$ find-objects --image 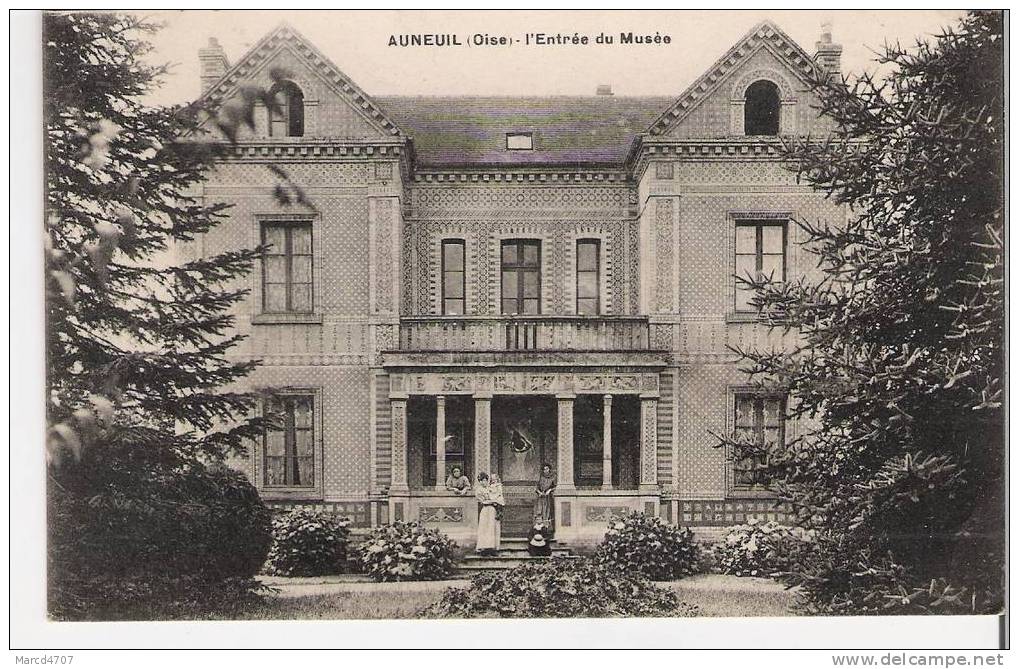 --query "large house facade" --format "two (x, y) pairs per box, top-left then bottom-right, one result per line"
(193, 20), (844, 546)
